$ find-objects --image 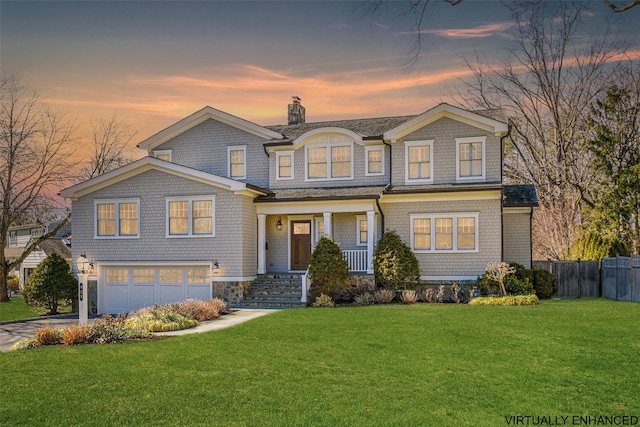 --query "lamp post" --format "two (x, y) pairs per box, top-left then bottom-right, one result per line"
(76, 253), (90, 325)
